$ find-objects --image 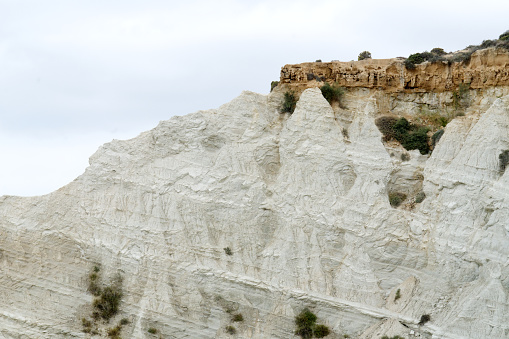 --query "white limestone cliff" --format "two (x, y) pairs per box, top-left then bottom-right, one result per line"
(1, 86), (509, 339)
